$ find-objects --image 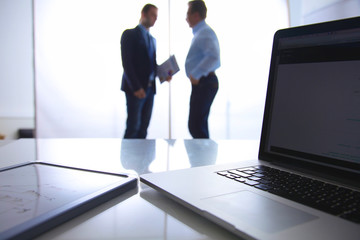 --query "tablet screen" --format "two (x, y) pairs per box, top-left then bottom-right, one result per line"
(0, 162), (136, 239)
